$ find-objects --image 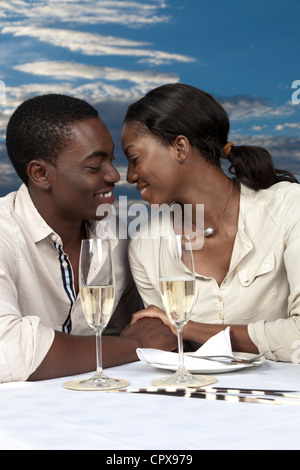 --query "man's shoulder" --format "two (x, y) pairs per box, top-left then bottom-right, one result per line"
(0, 190), (22, 254)
(0, 190), (18, 228)
(0, 193), (19, 267)
(0, 190), (17, 211)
